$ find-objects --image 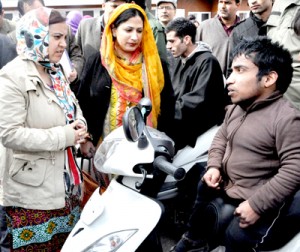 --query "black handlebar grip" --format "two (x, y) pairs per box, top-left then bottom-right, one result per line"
(153, 156), (186, 181)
